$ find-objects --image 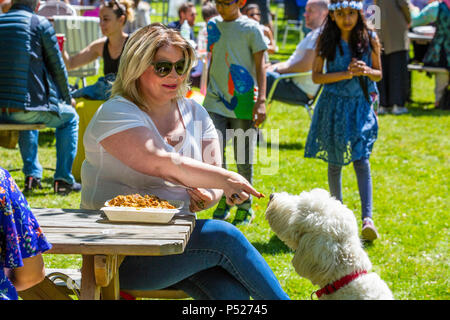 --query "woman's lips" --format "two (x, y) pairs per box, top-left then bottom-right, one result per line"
(162, 84), (177, 89)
